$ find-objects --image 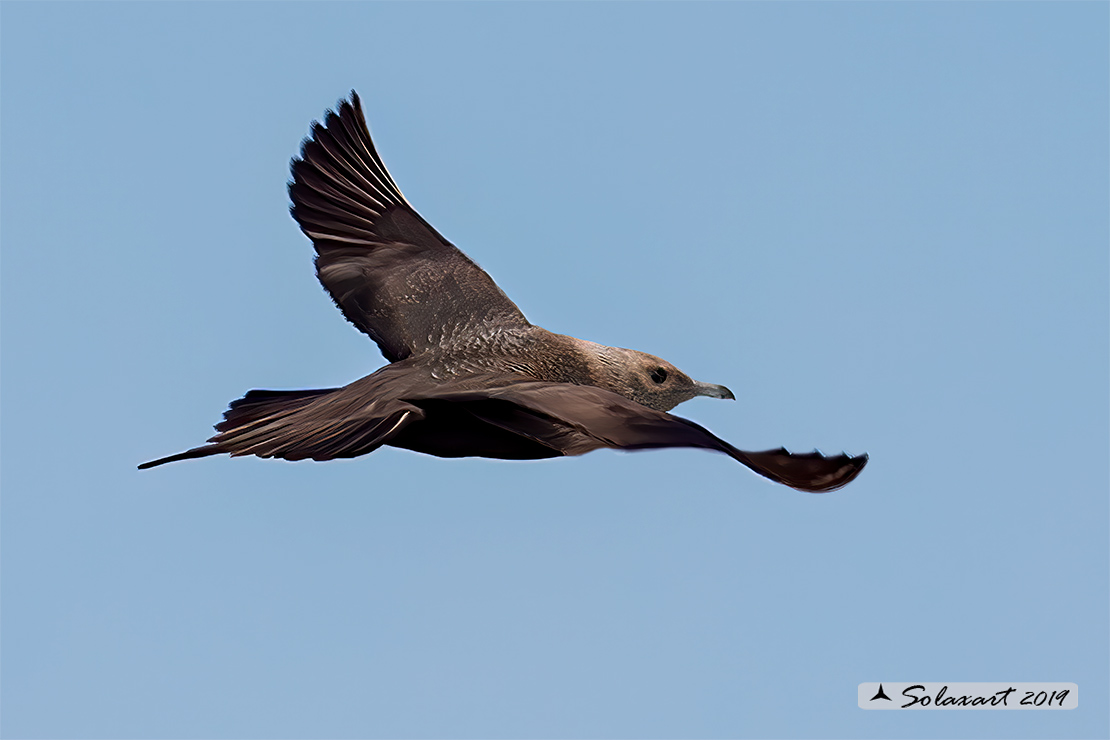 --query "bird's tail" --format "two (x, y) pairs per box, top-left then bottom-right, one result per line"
(138, 388), (338, 469)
